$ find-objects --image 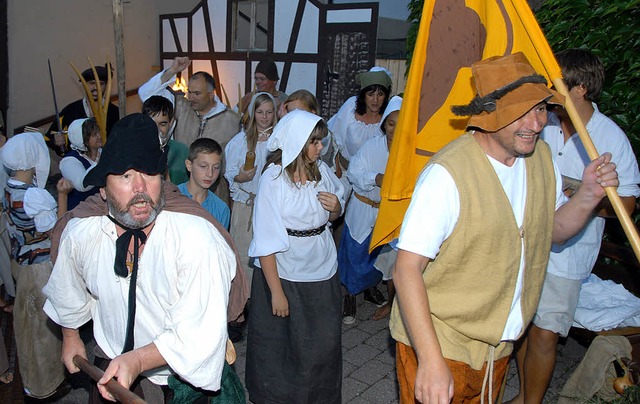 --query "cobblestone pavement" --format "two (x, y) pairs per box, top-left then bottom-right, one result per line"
(48, 291), (587, 403)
